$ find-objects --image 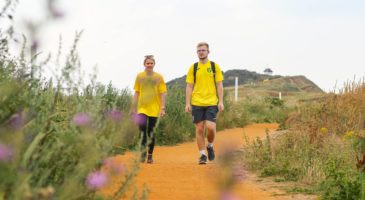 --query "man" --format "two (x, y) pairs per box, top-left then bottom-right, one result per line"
(185, 42), (224, 164)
